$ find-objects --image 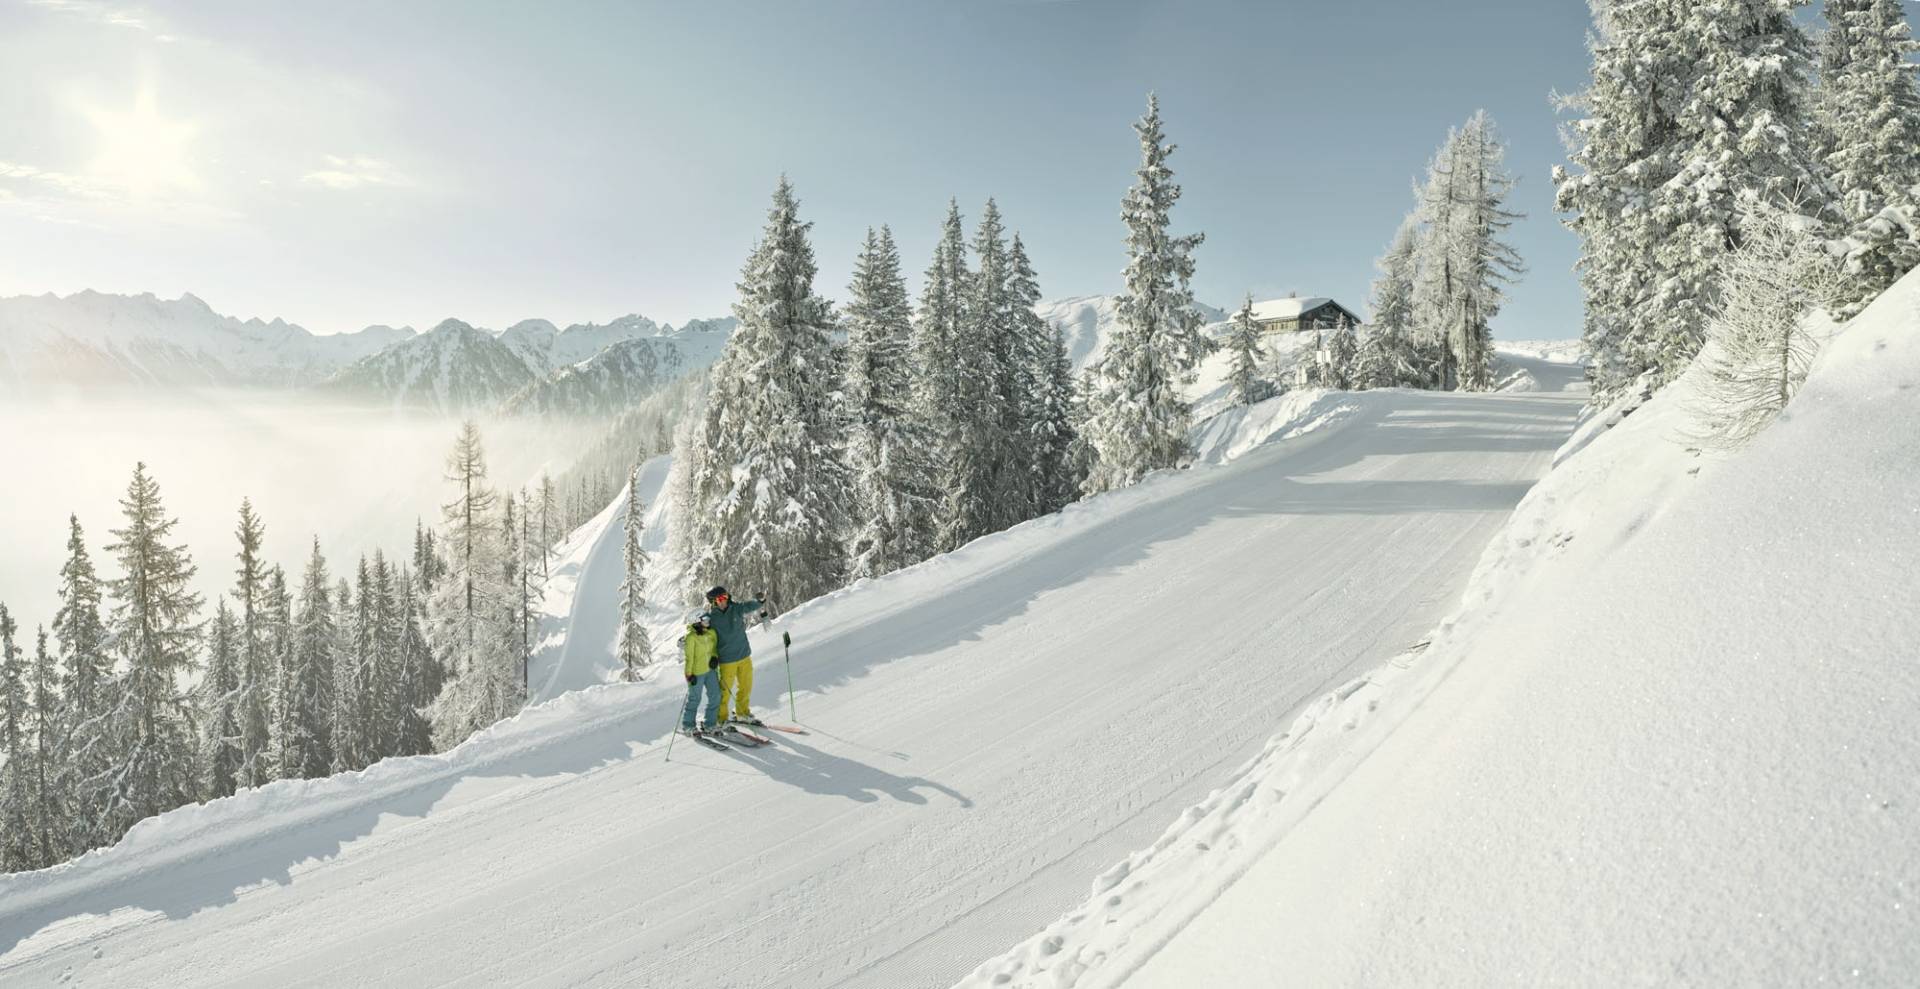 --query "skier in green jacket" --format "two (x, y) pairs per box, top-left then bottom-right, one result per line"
(679, 615), (721, 735)
(702, 586), (767, 727)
